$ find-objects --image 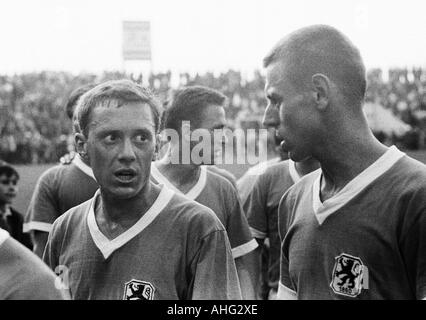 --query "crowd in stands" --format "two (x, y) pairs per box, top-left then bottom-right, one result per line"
(1, 68), (426, 164)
